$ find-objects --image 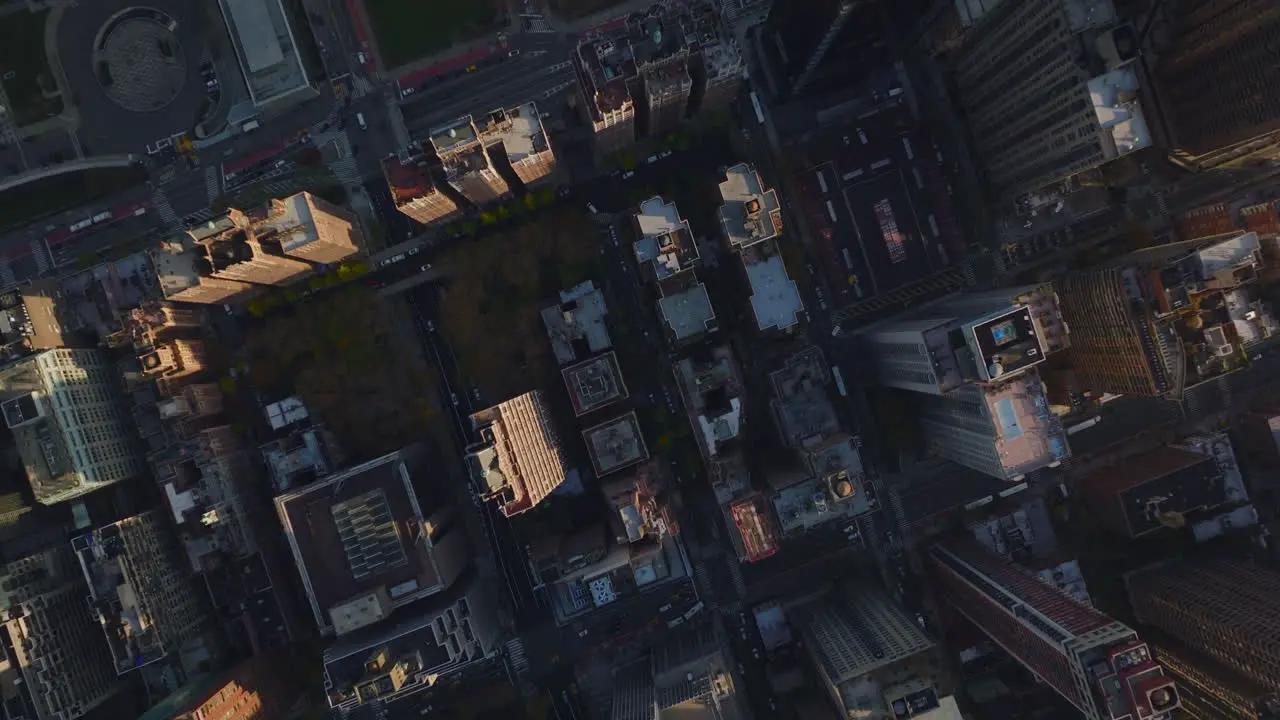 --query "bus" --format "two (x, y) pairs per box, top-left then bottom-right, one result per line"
(831, 366), (848, 397)
(748, 91), (765, 125)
